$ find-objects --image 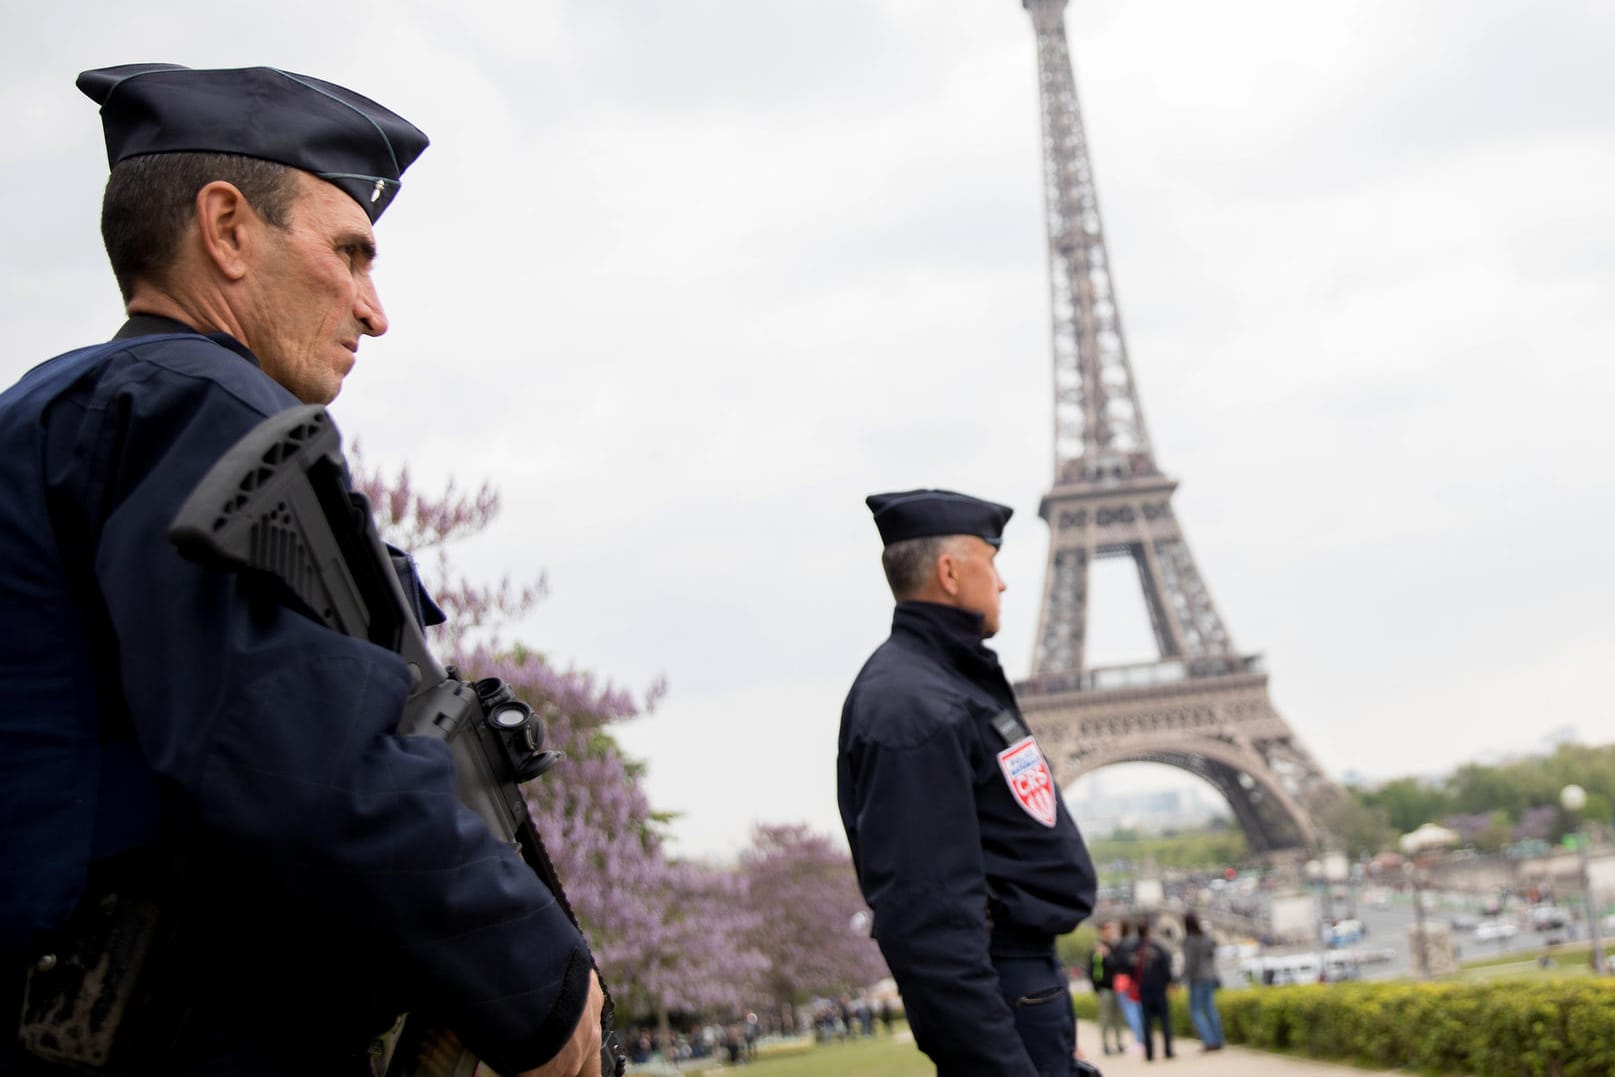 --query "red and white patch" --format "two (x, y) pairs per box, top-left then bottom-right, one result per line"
(997, 735), (1057, 827)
